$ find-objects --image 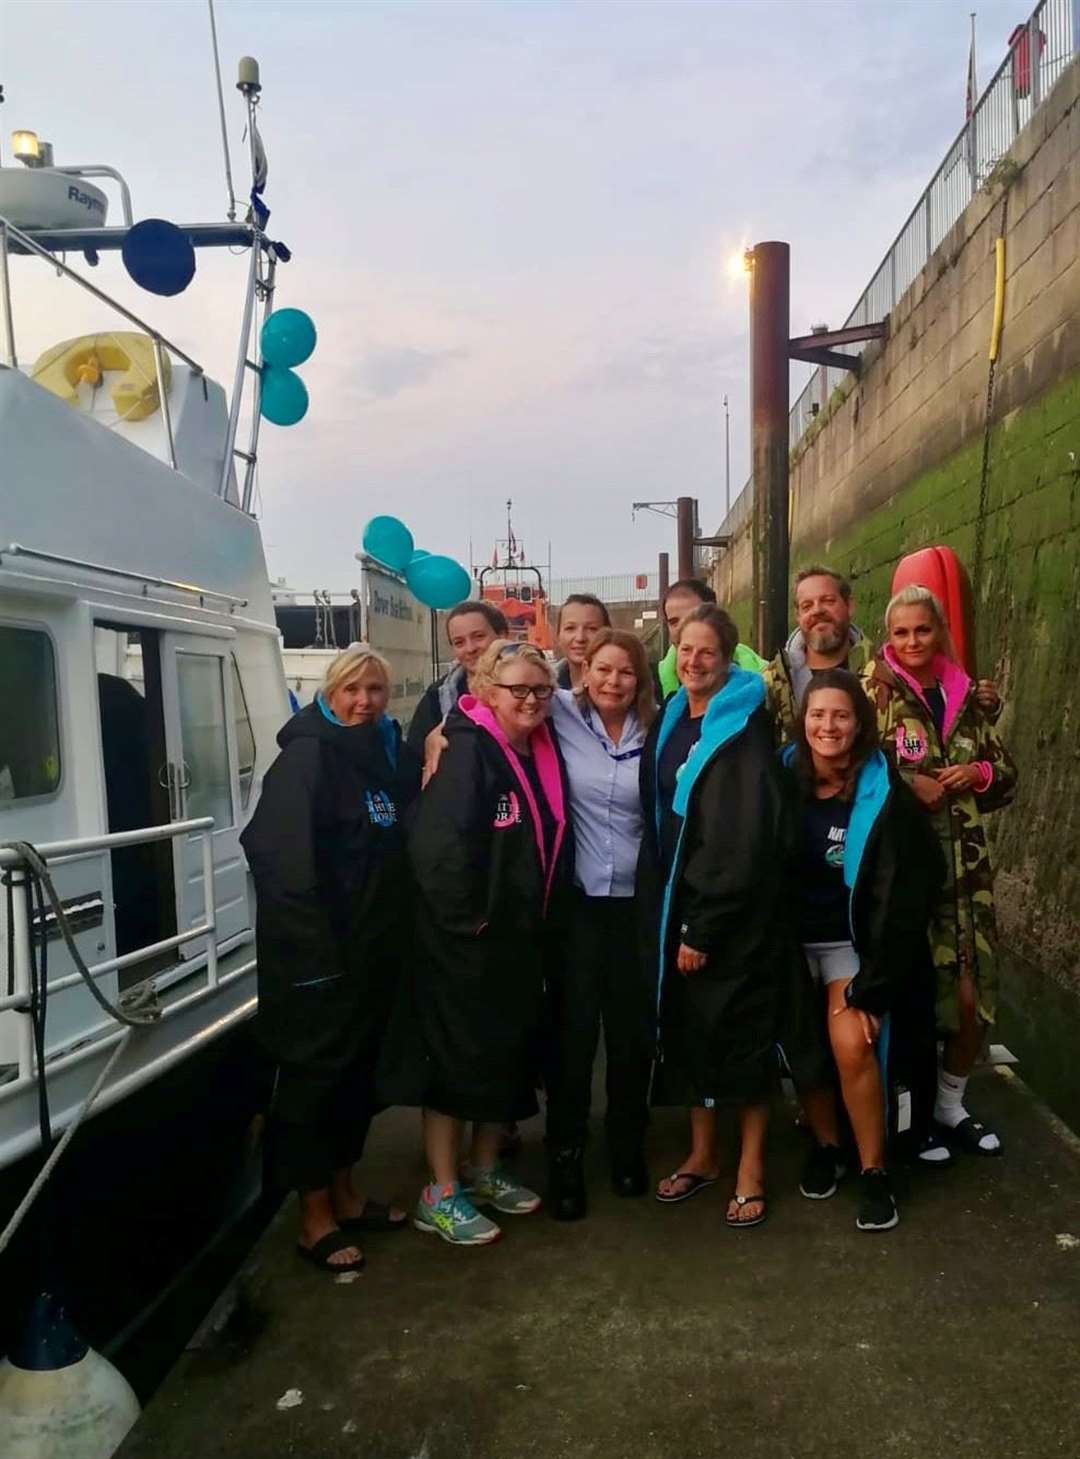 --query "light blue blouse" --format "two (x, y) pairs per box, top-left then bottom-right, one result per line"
(550, 689), (647, 899)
